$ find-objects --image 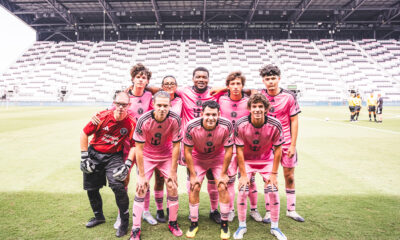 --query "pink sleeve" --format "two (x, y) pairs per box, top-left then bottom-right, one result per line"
(234, 125), (244, 146)
(289, 96), (301, 117)
(183, 127), (194, 146)
(133, 119), (146, 143)
(273, 128), (285, 147)
(176, 87), (185, 96)
(172, 119), (182, 143)
(223, 128), (234, 147)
